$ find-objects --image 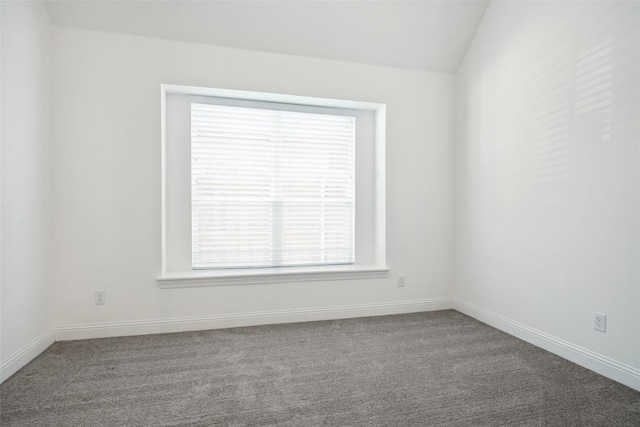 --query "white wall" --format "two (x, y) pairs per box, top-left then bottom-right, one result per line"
(455, 0), (639, 375)
(1, 1), (54, 380)
(3, 0), (637, 391)
(51, 28), (455, 334)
